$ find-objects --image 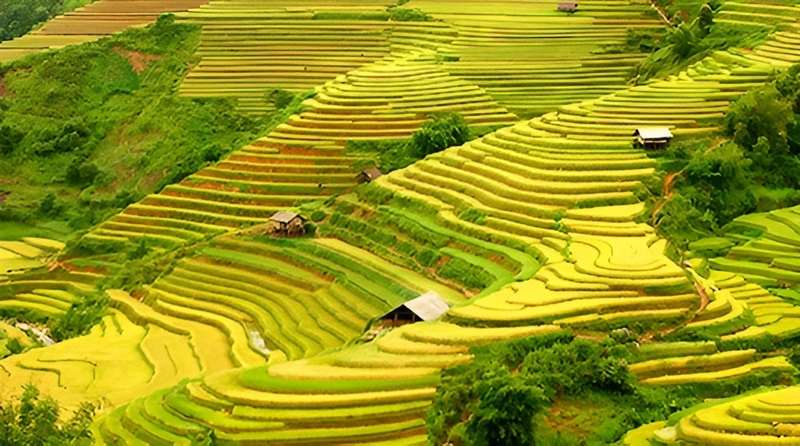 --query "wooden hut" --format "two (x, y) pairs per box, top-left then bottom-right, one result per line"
(380, 292), (450, 328)
(356, 168), (383, 184)
(633, 127), (673, 150)
(269, 211), (306, 237)
(557, 2), (578, 12)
